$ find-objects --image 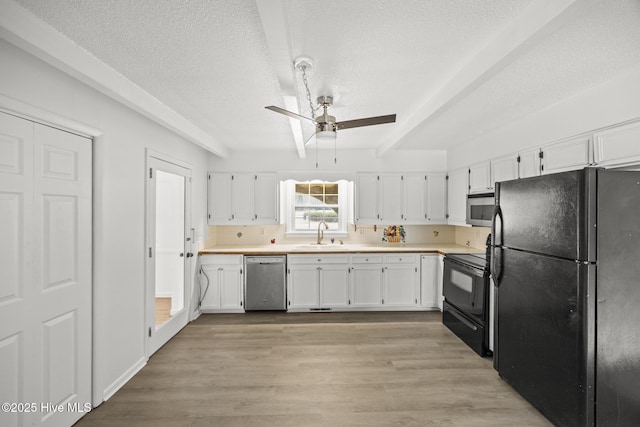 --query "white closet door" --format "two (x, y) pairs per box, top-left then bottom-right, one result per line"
(0, 112), (92, 427)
